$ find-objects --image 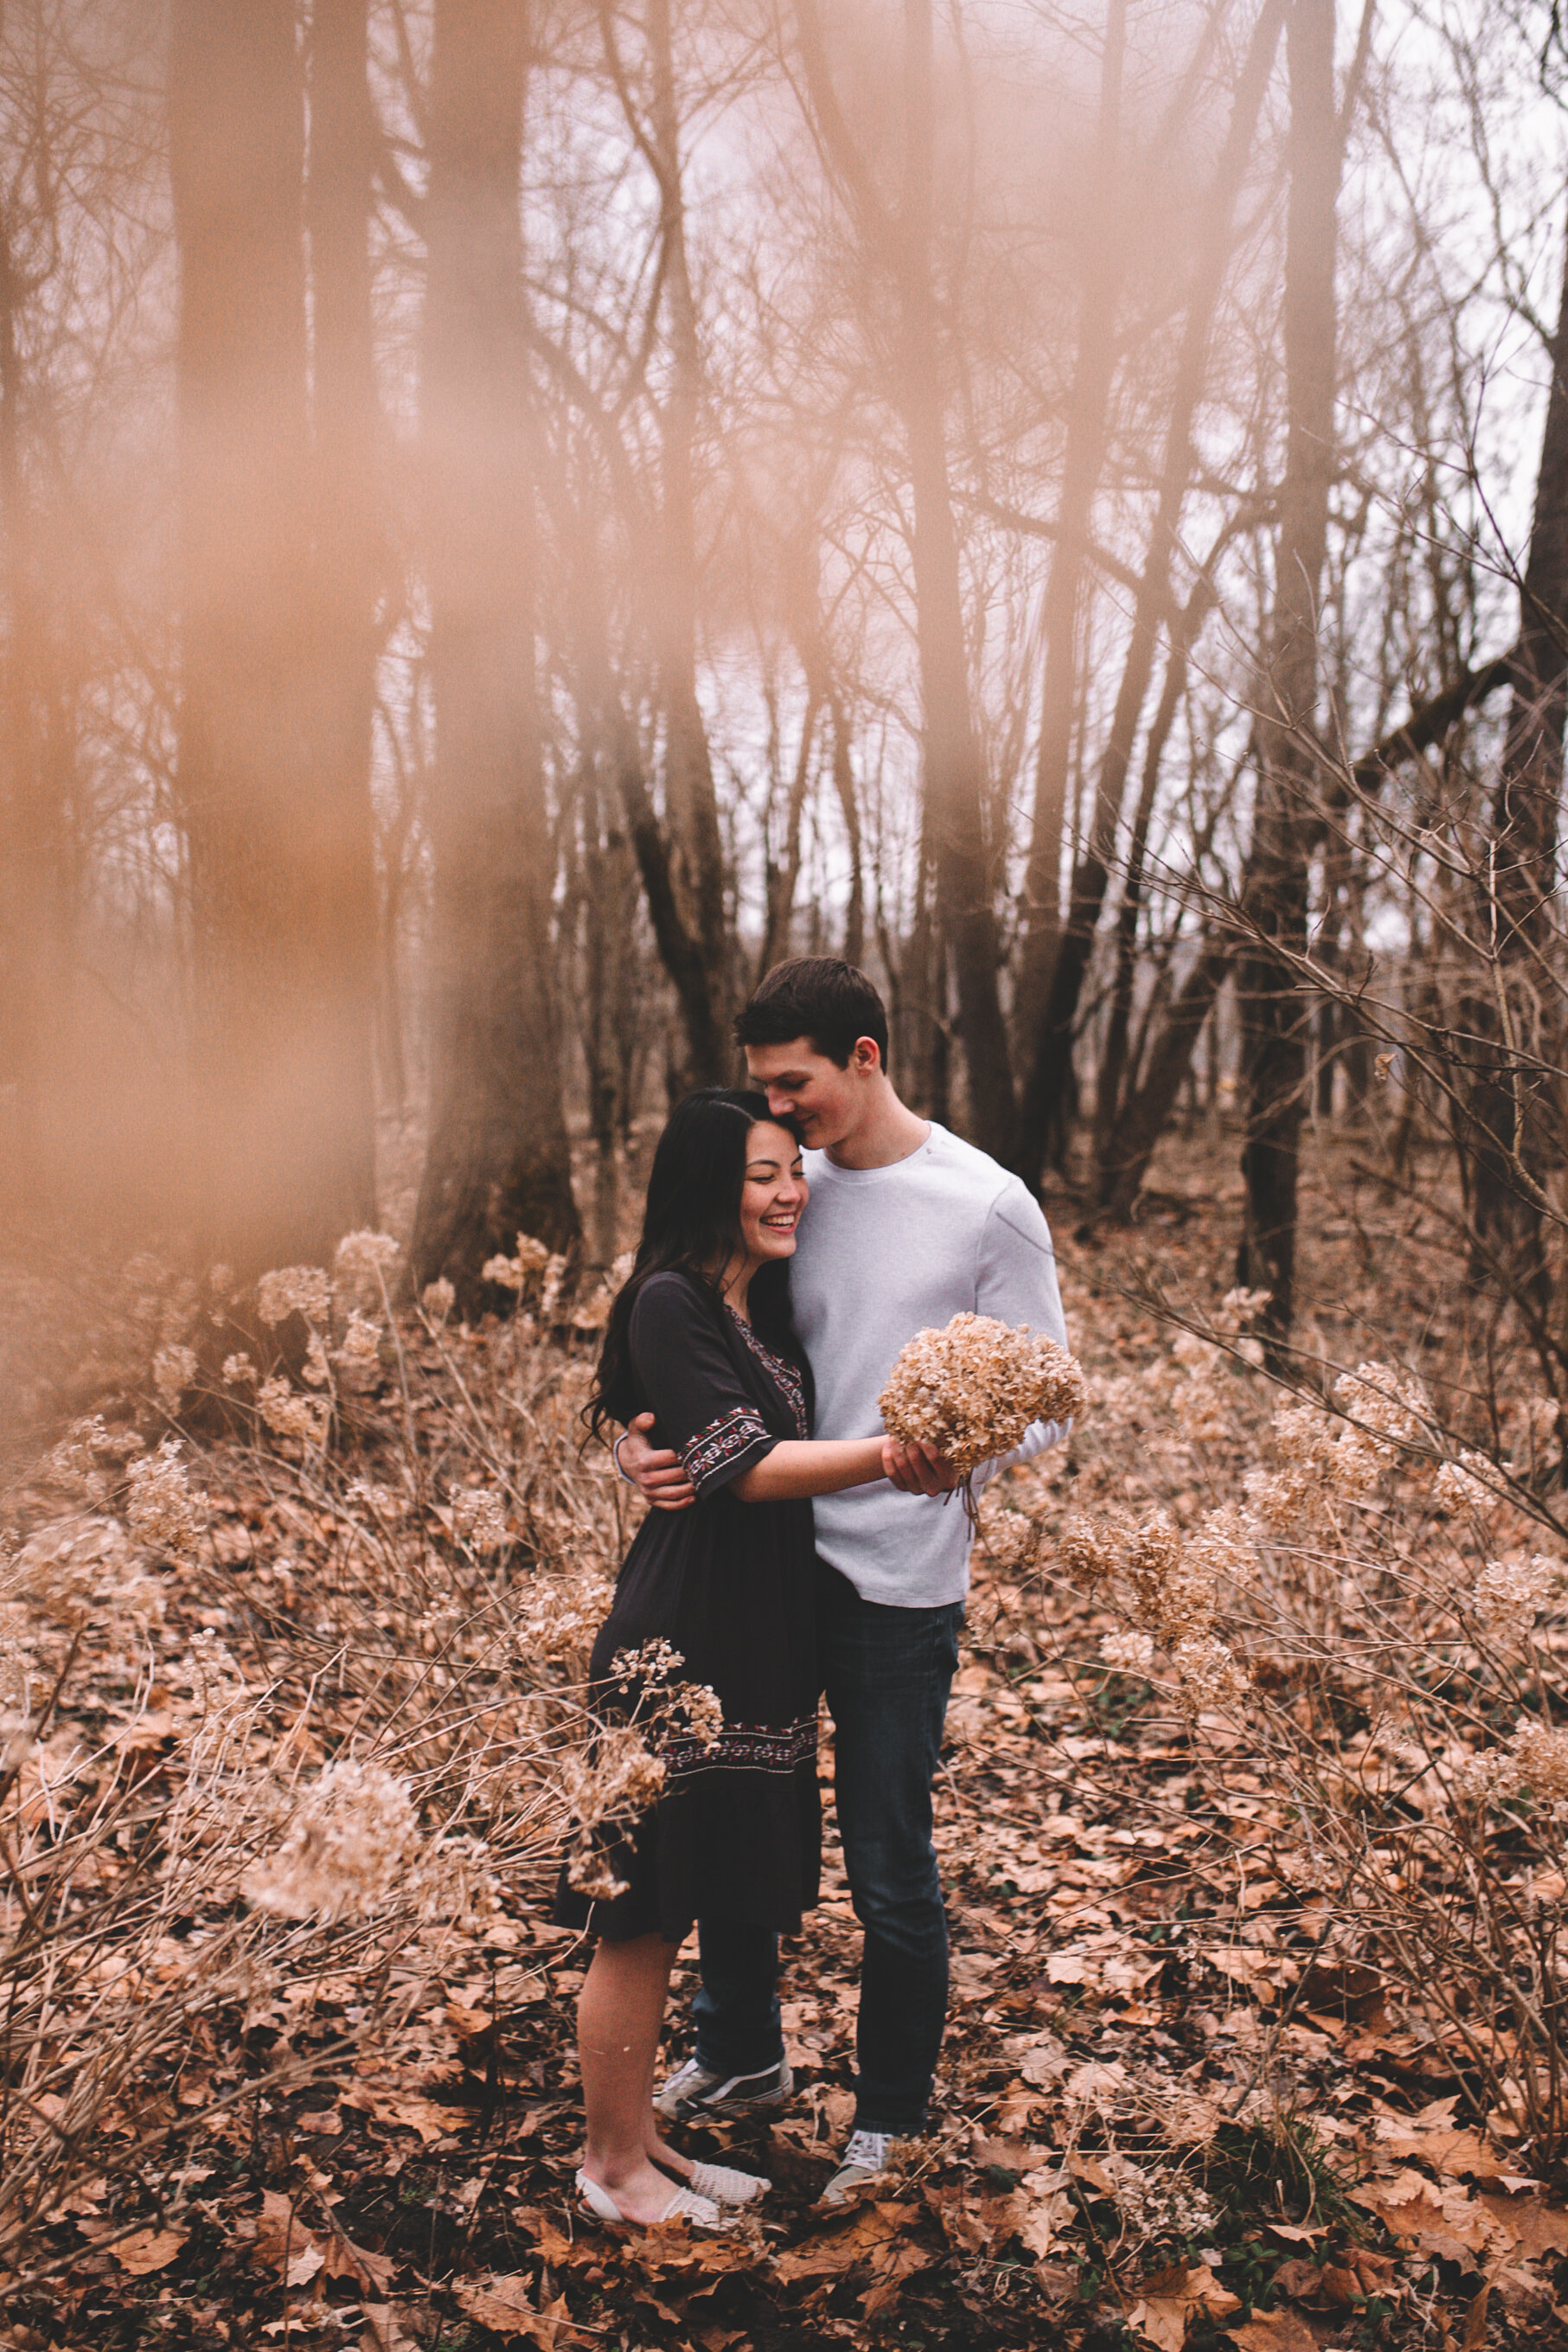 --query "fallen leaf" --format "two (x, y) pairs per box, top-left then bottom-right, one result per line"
(1224, 2314), (1318, 2352)
(111, 2226), (187, 2276)
(455, 2275), (578, 2347)
(1129, 2261), (1241, 2351)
